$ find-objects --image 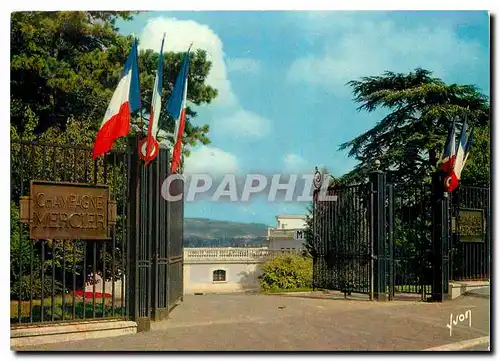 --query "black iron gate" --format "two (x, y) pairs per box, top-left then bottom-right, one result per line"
(312, 183), (372, 296)
(388, 184), (433, 300)
(311, 168), (490, 302)
(115, 137), (184, 331)
(11, 137), (184, 330)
